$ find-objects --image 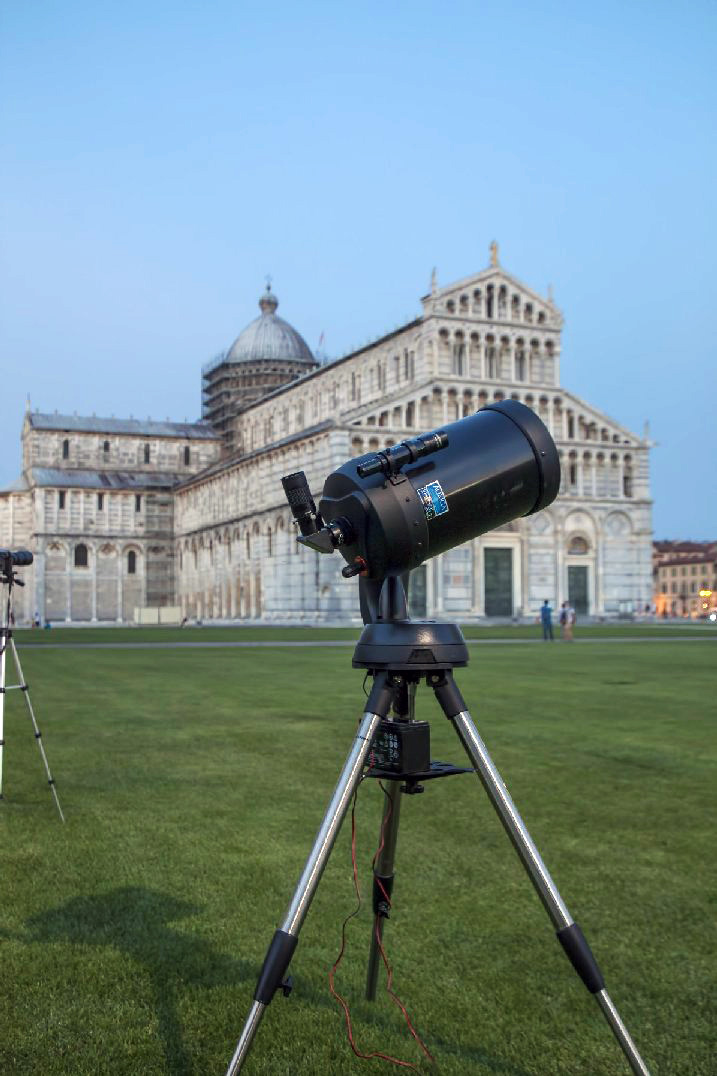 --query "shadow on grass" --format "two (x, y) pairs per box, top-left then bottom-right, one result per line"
(25, 887), (252, 1076)
(24, 888), (533, 1075)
